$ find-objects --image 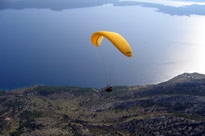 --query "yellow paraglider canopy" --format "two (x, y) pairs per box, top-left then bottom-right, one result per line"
(91, 31), (132, 57)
